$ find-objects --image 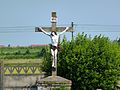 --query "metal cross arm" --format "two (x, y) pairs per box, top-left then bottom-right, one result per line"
(35, 27), (74, 32)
